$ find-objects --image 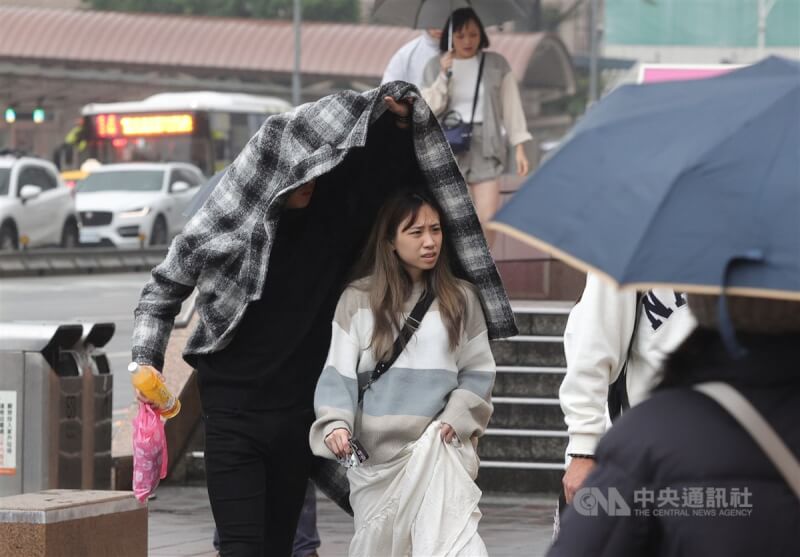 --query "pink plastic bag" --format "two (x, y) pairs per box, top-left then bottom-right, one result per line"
(132, 401), (168, 502)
